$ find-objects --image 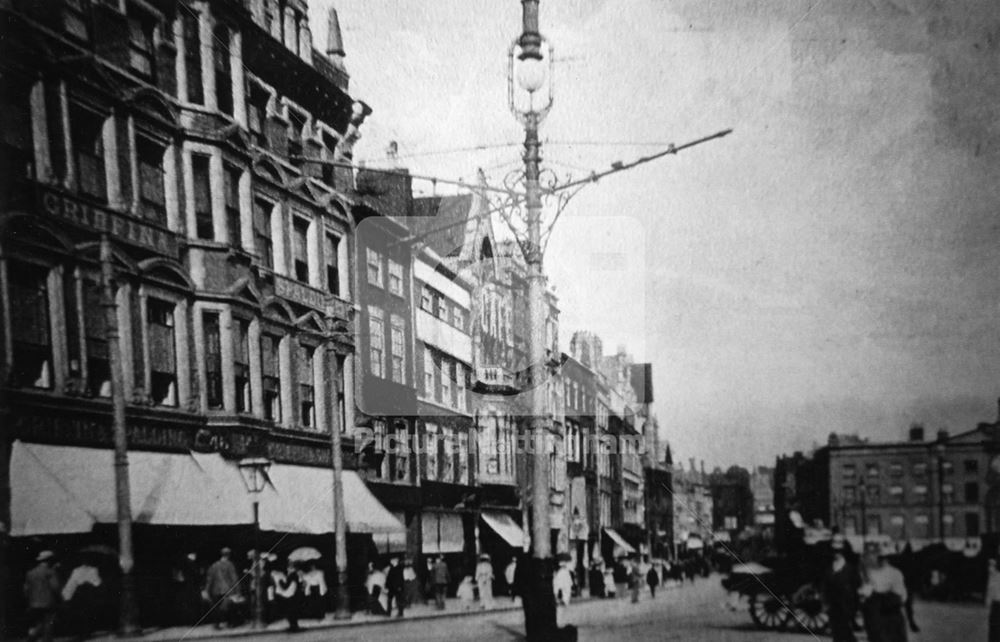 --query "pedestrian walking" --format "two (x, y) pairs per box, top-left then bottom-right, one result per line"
(859, 543), (908, 642)
(602, 564), (617, 598)
(646, 564), (660, 598)
(275, 561), (303, 632)
(628, 559), (643, 603)
(456, 575), (476, 610)
(301, 561), (328, 620)
(987, 557), (1000, 642)
(896, 545), (920, 634)
(25, 551), (60, 642)
(824, 550), (859, 642)
(386, 556), (406, 617)
(365, 562), (387, 615)
(505, 558), (518, 600)
(553, 560), (573, 627)
(203, 547), (241, 629)
(475, 554), (494, 609)
(588, 561), (604, 598)
(432, 556), (450, 610)
(403, 559), (421, 607)
(62, 557), (103, 639)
